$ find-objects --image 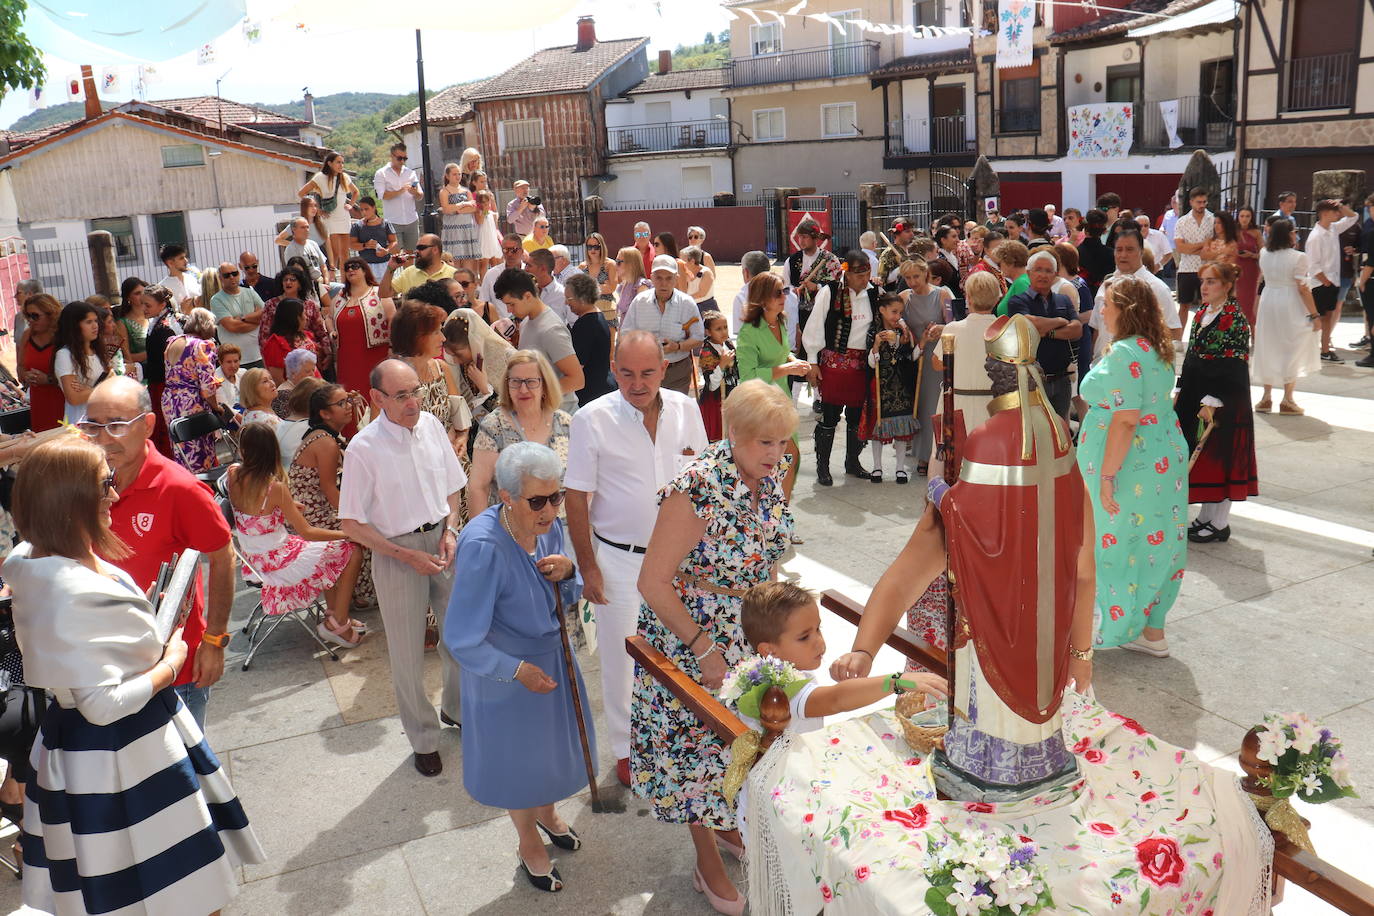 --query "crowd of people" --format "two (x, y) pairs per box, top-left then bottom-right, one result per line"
(0, 138), (1363, 913)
